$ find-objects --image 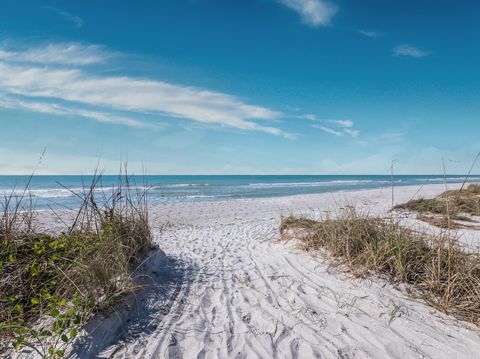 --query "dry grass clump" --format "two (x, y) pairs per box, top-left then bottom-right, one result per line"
(465, 183), (480, 194)
(415, 214), (453, 229)
(395, 183), (480, 218)
(0, 173), (154, 357)
(280, 208), (480, 325)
